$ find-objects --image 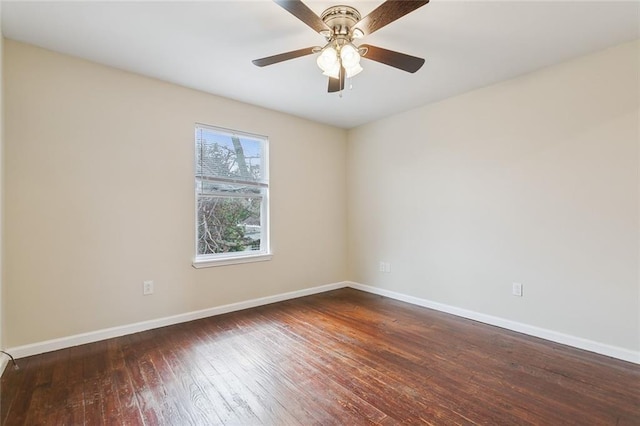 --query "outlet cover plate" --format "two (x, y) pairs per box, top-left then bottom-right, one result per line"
(512, 282), (523, 297)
